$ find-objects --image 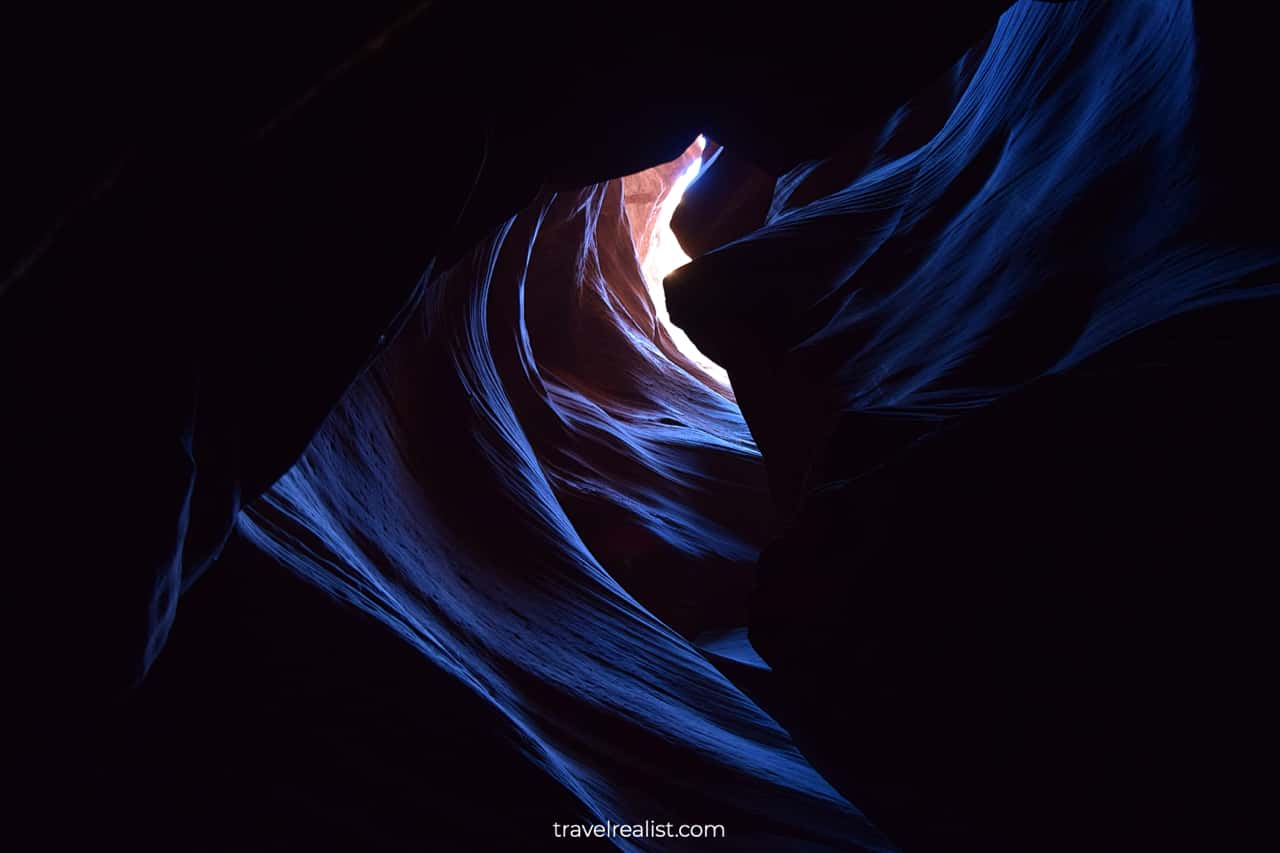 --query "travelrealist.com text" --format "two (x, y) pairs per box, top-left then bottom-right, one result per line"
(552, 821), (726, 840)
